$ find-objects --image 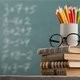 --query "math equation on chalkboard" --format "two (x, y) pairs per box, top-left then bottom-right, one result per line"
(0, 2), (37, 74)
